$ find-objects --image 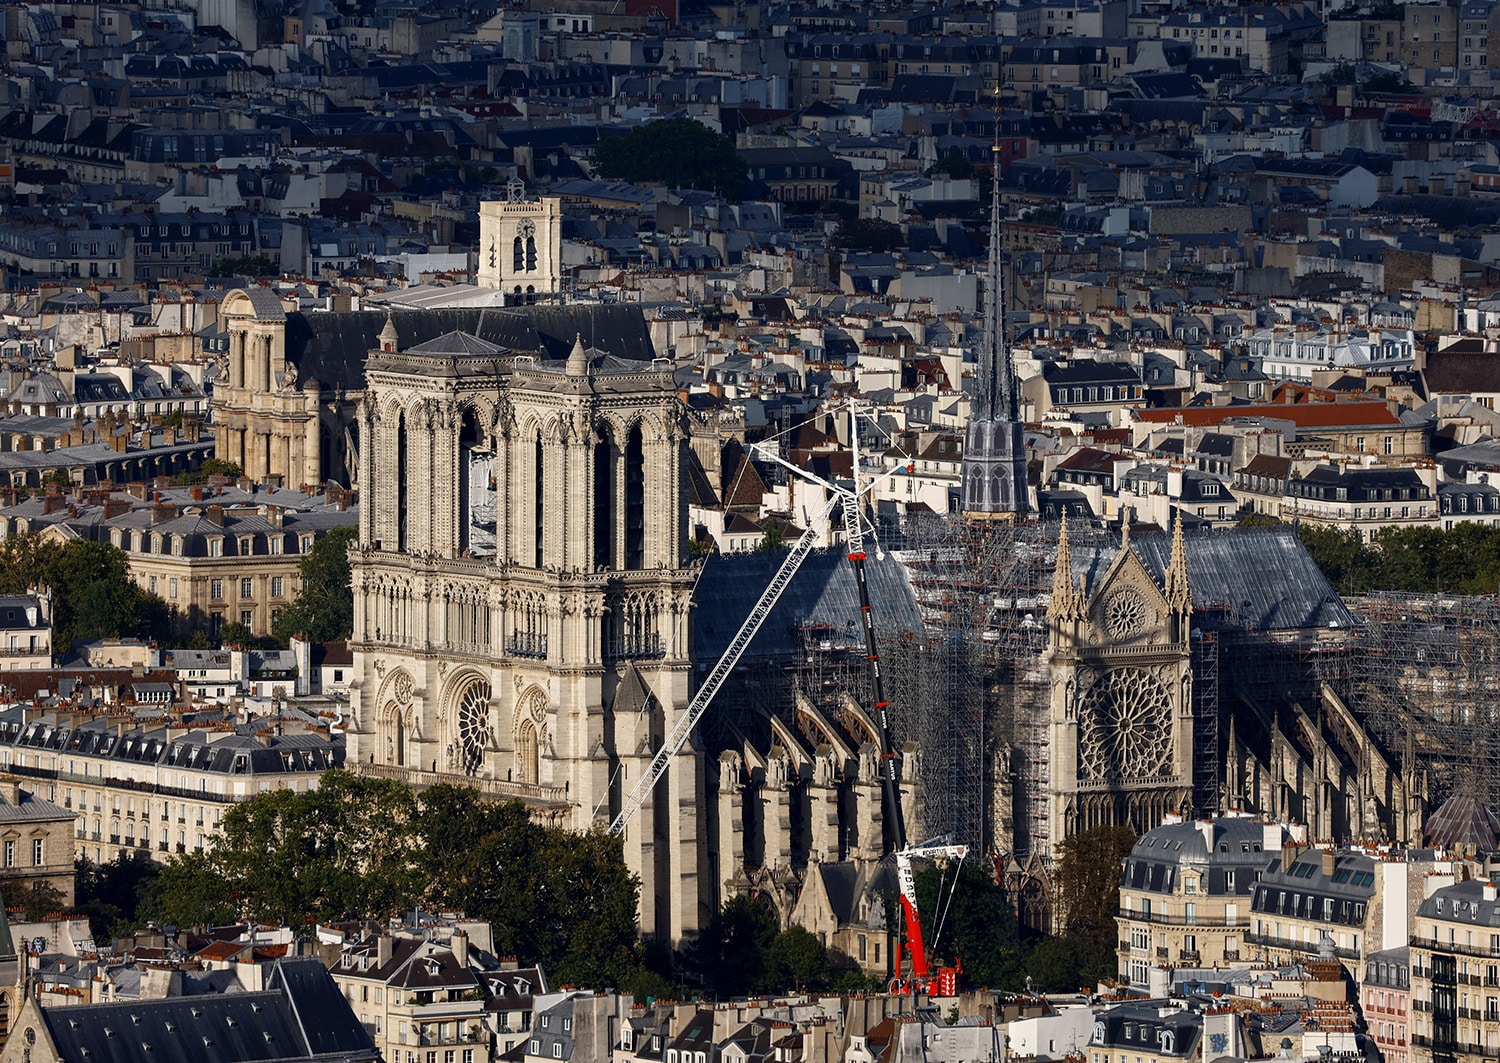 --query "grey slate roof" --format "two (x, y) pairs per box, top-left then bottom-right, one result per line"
(282, 305), (657, 392)
(38, 958), (375, 1063)
(1070, 526), (1354, 631)
(692, 549), (922, 661)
